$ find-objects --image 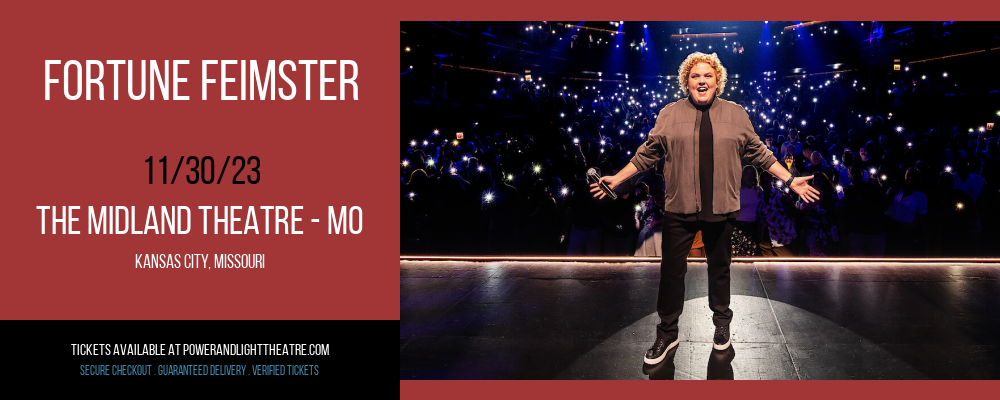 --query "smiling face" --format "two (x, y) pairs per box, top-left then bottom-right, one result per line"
(810, 152), (823, 166)
(687, 62), (717, 106)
